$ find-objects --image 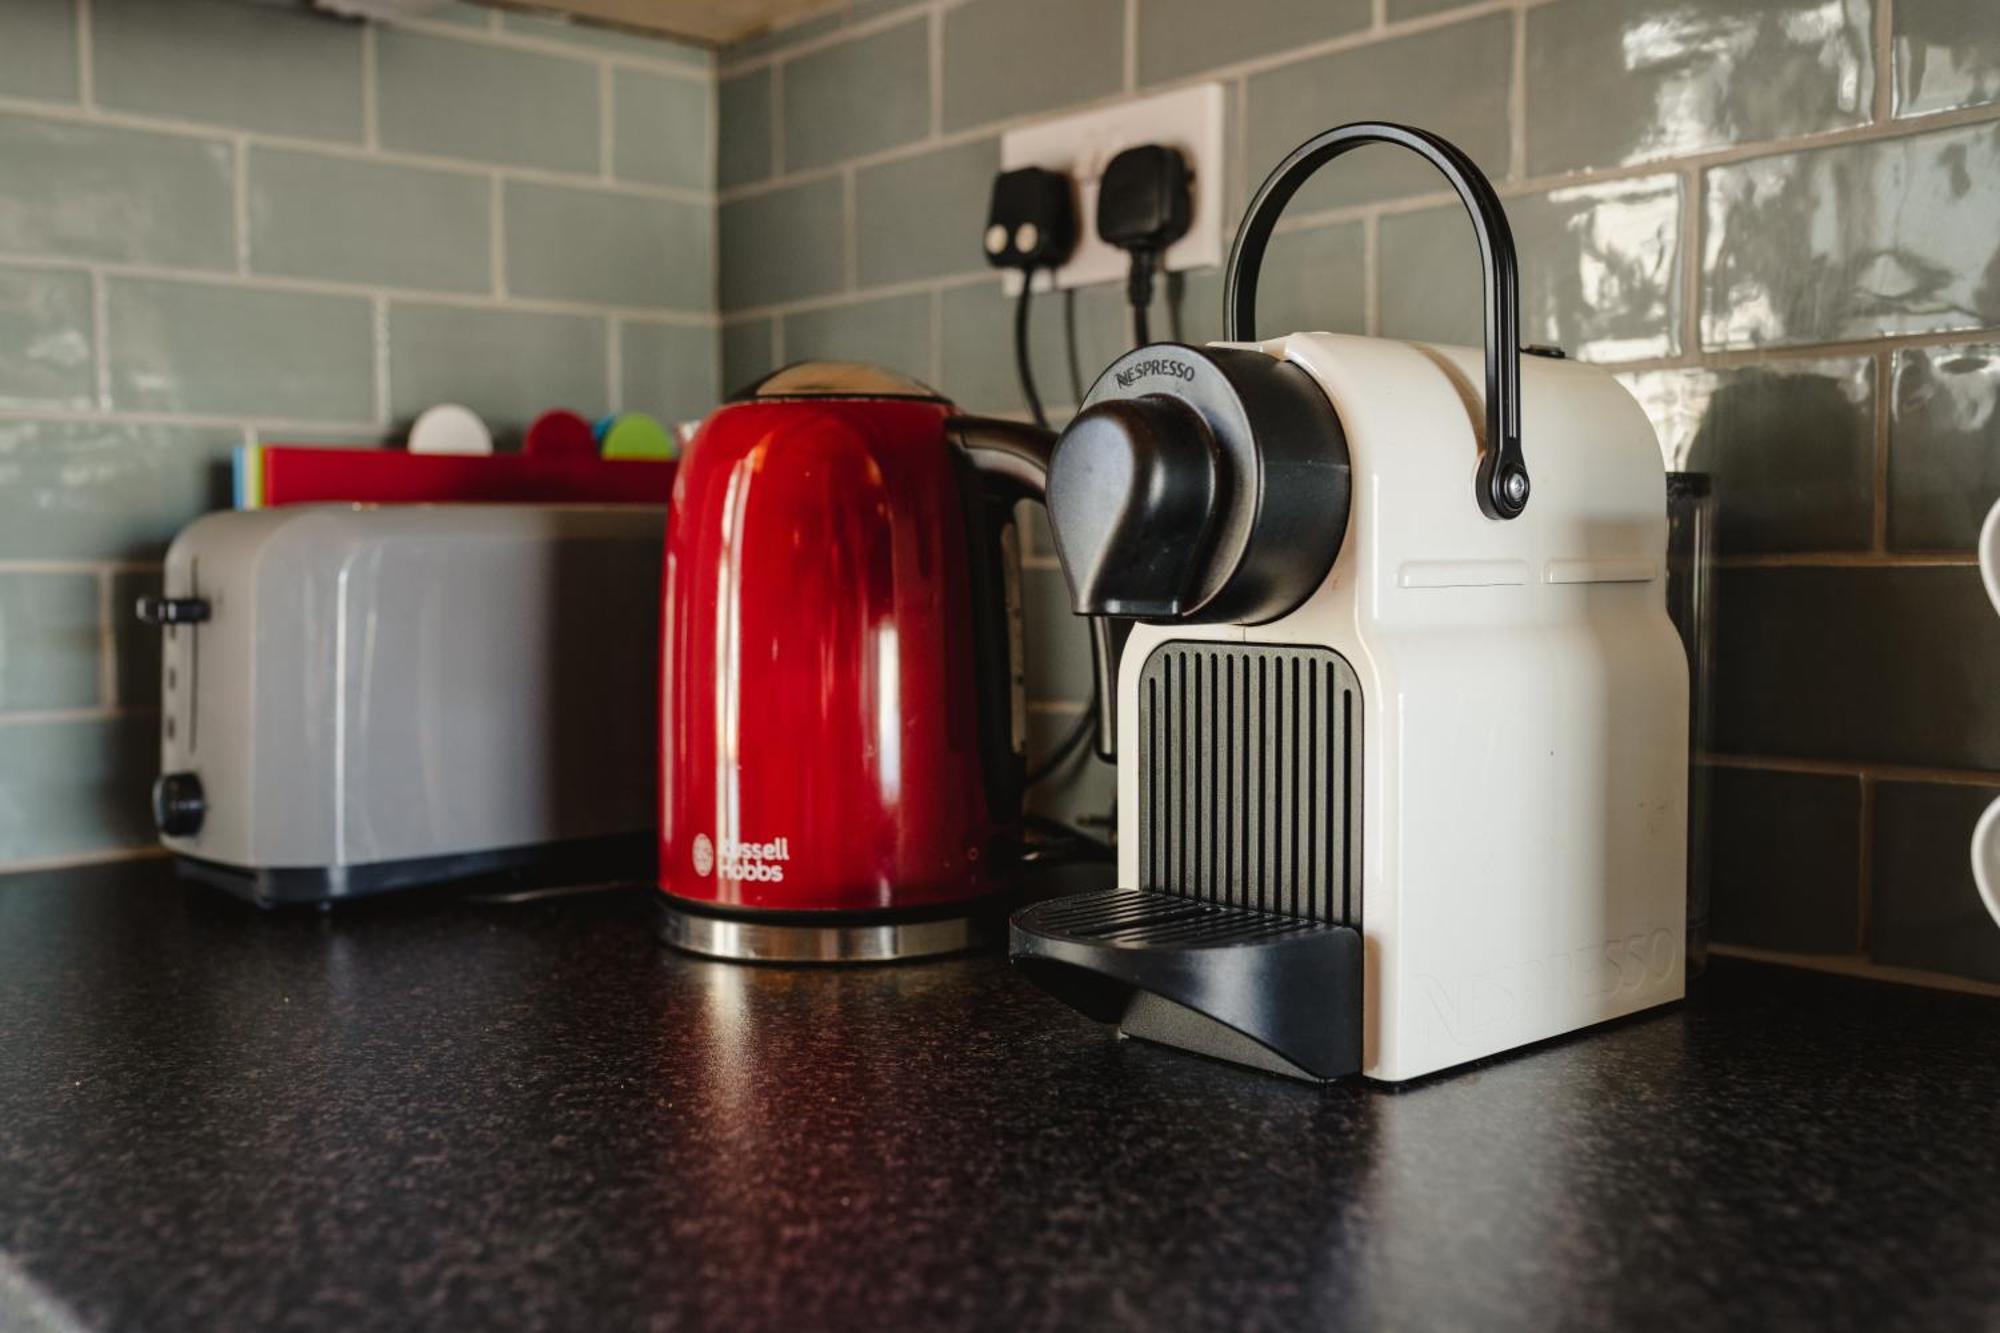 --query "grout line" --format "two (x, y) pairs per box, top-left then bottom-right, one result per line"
(232, 137), (250, 275)
(1855, 774), (1876, 954)
(371, 295), (390, 426)
(88, 268), (110, 410)
(376, 10), (713, 81)
(1371, 0), (1387, 29)
(1707, 944), (2000, 1000)
(1702, 752), (2000, 788)
(1872, 350), (1892, 550)
(74, 0), (93, 107)
(841, 166), (858, 291)
(1123, 0), (1139, 92)
(1362, 212), (1379, 336)
(0, 847), (170, 878)
(0, 96), (715, 207)
(96, 567), (115, 710)
(928, 8), (944, 138)
(1873, 0), (1896, 123)
(361, 23), (379, 151)
(1715, 551), (1976, 567)
(0, 404), (390, 433)
(929, 287), (943, 385)
(607, 314), (623, 411)
(718, 91), (2000, 217)
(770, 309), (784, 364)
(489, 174), (506, 296)
(770, 59), (786, 176)
(599, 62), (615, 180)
(1508, 3), (1527, 180)
(1678, 165), (1703, 356)
(0, 705), (155, 726)
(0, 560), (162, 575)
(0, 252), (718, 327)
